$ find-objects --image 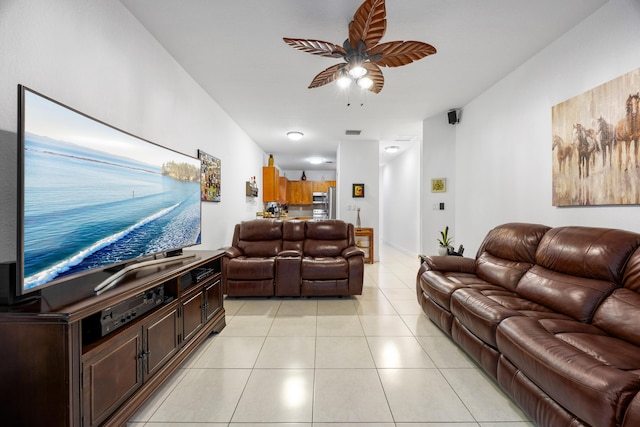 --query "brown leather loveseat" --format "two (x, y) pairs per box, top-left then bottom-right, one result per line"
(223, 219), (364, 297)
(417, 222), (640, 427)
